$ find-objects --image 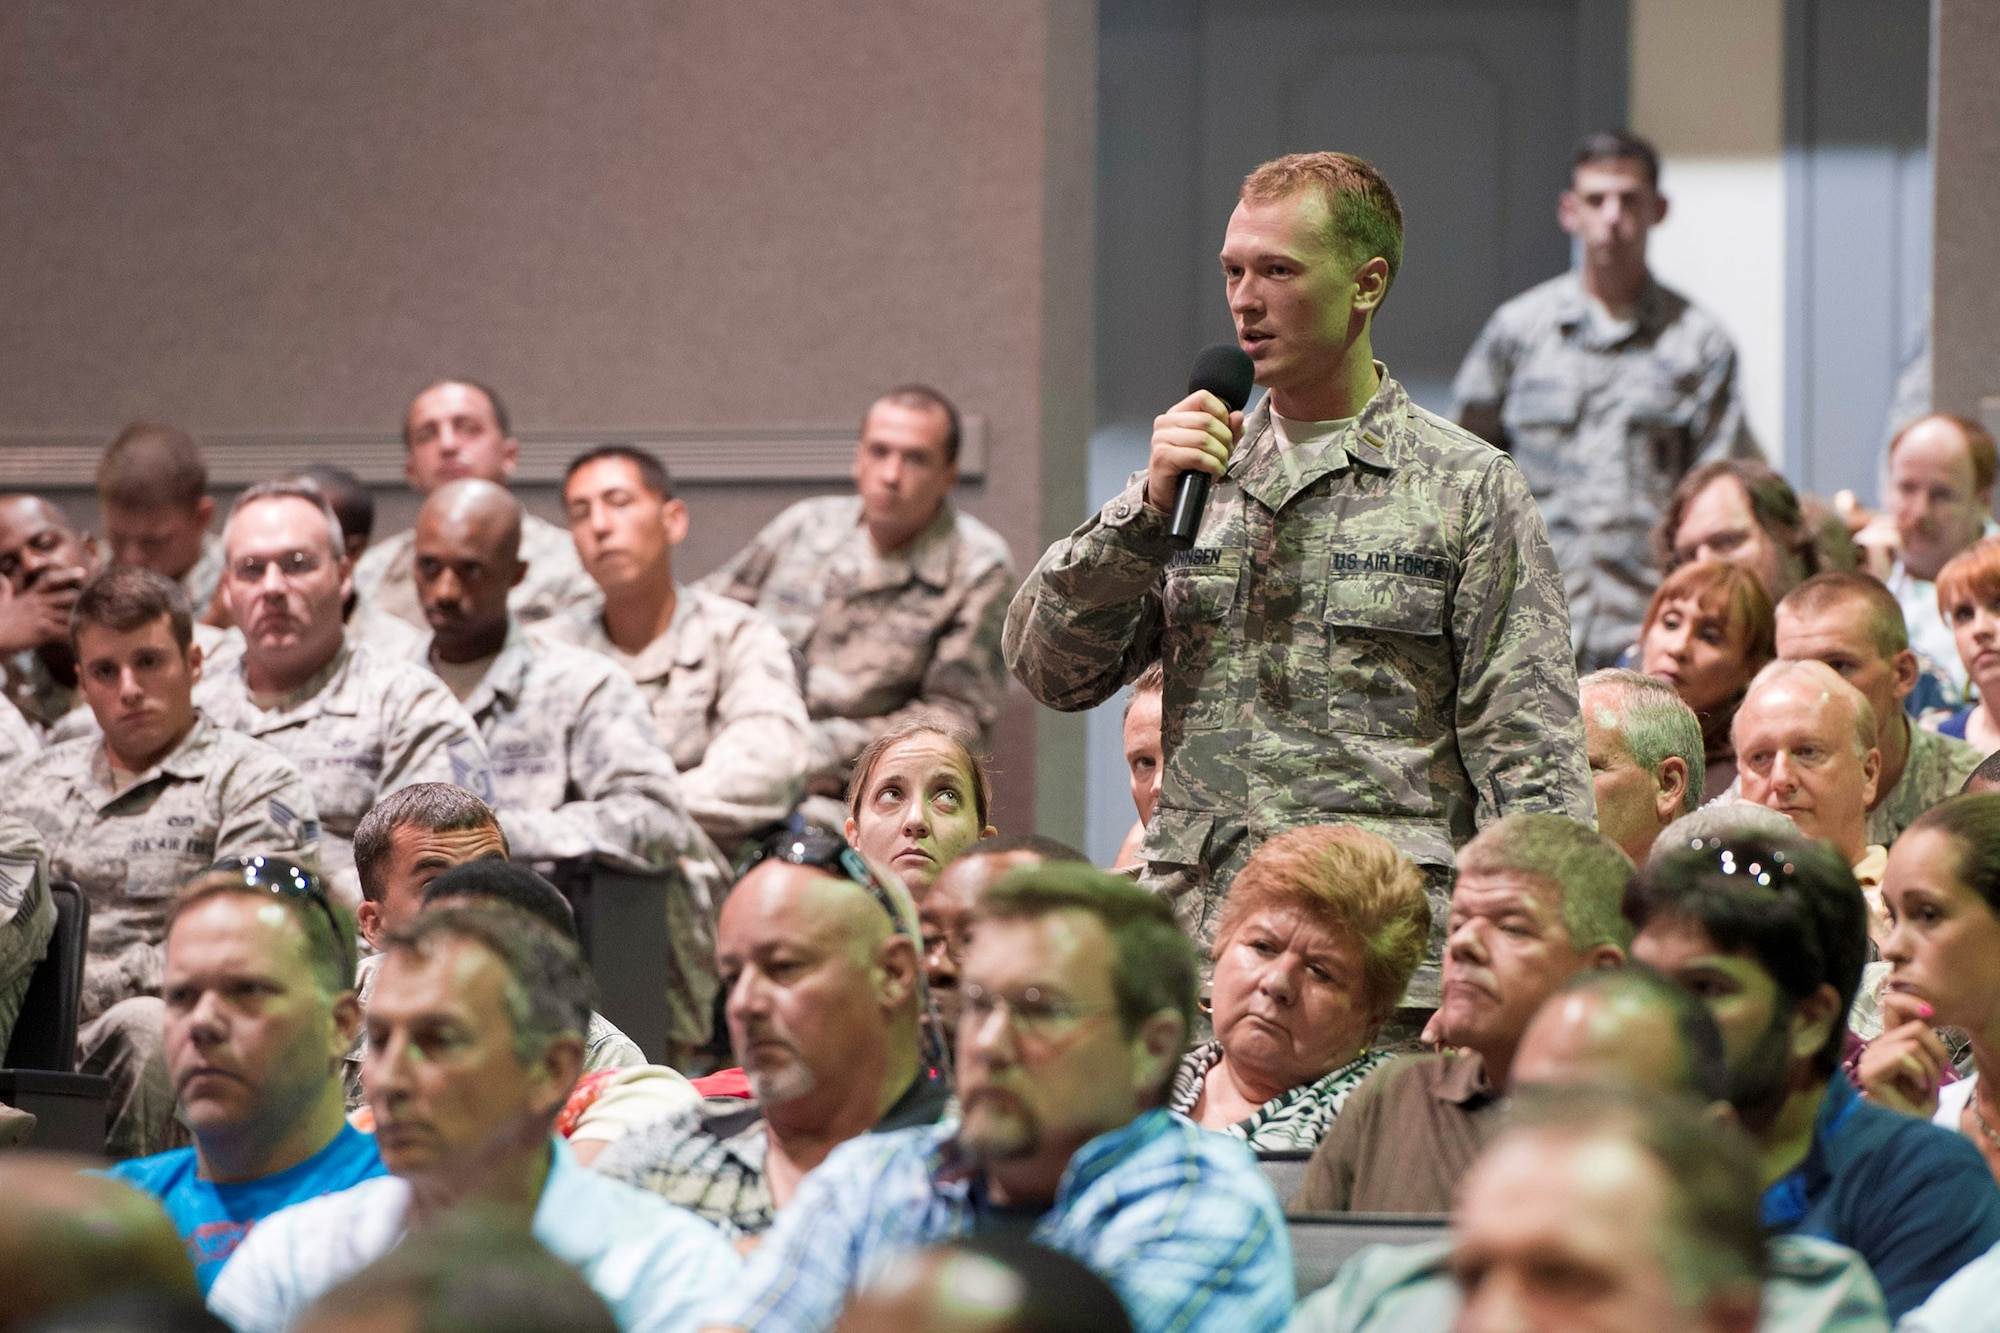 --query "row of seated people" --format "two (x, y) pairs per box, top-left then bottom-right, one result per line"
(17, 785), (2000, 1332)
